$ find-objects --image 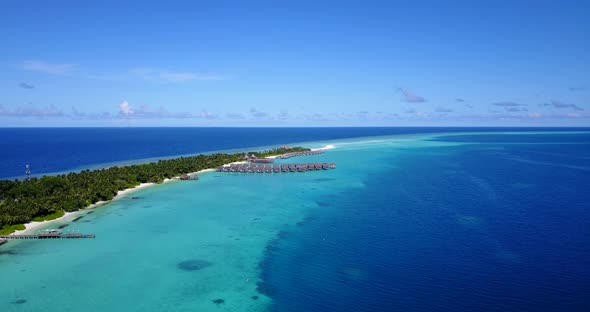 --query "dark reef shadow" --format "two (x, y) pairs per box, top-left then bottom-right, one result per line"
(177, 259), (212, 271)
(0, 250), (19, 256)
(316, 201), (331, 207)
(212, 298), (225, 305)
